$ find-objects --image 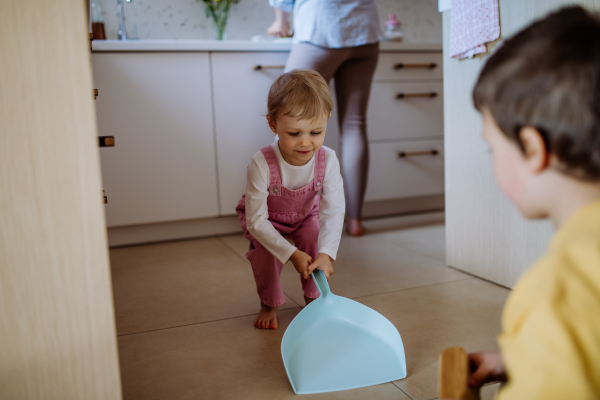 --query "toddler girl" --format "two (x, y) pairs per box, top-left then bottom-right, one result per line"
(236, 69), (345, 330)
